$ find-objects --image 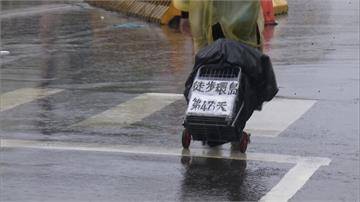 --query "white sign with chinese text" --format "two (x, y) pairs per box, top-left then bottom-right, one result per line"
(186, 79), (239, 117)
